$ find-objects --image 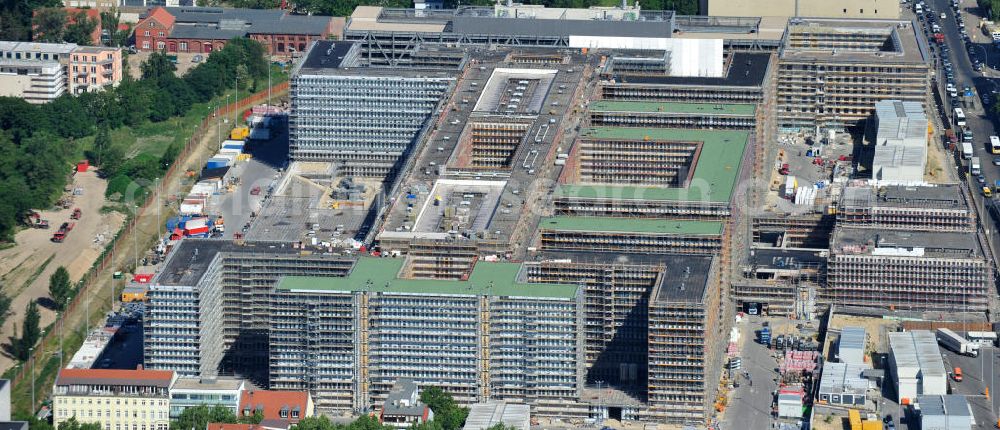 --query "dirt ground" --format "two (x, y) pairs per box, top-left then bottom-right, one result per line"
(0, 169), (124, 368)
(925, 131), (960, 184)
(127, 51), (203, 77)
